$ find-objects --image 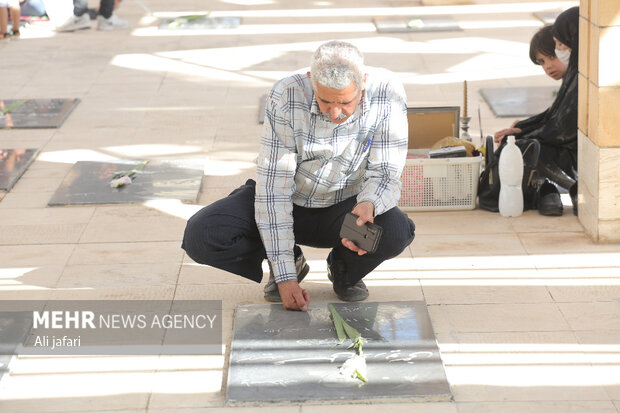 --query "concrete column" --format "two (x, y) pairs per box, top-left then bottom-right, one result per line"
(578, 0), (620, 242)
